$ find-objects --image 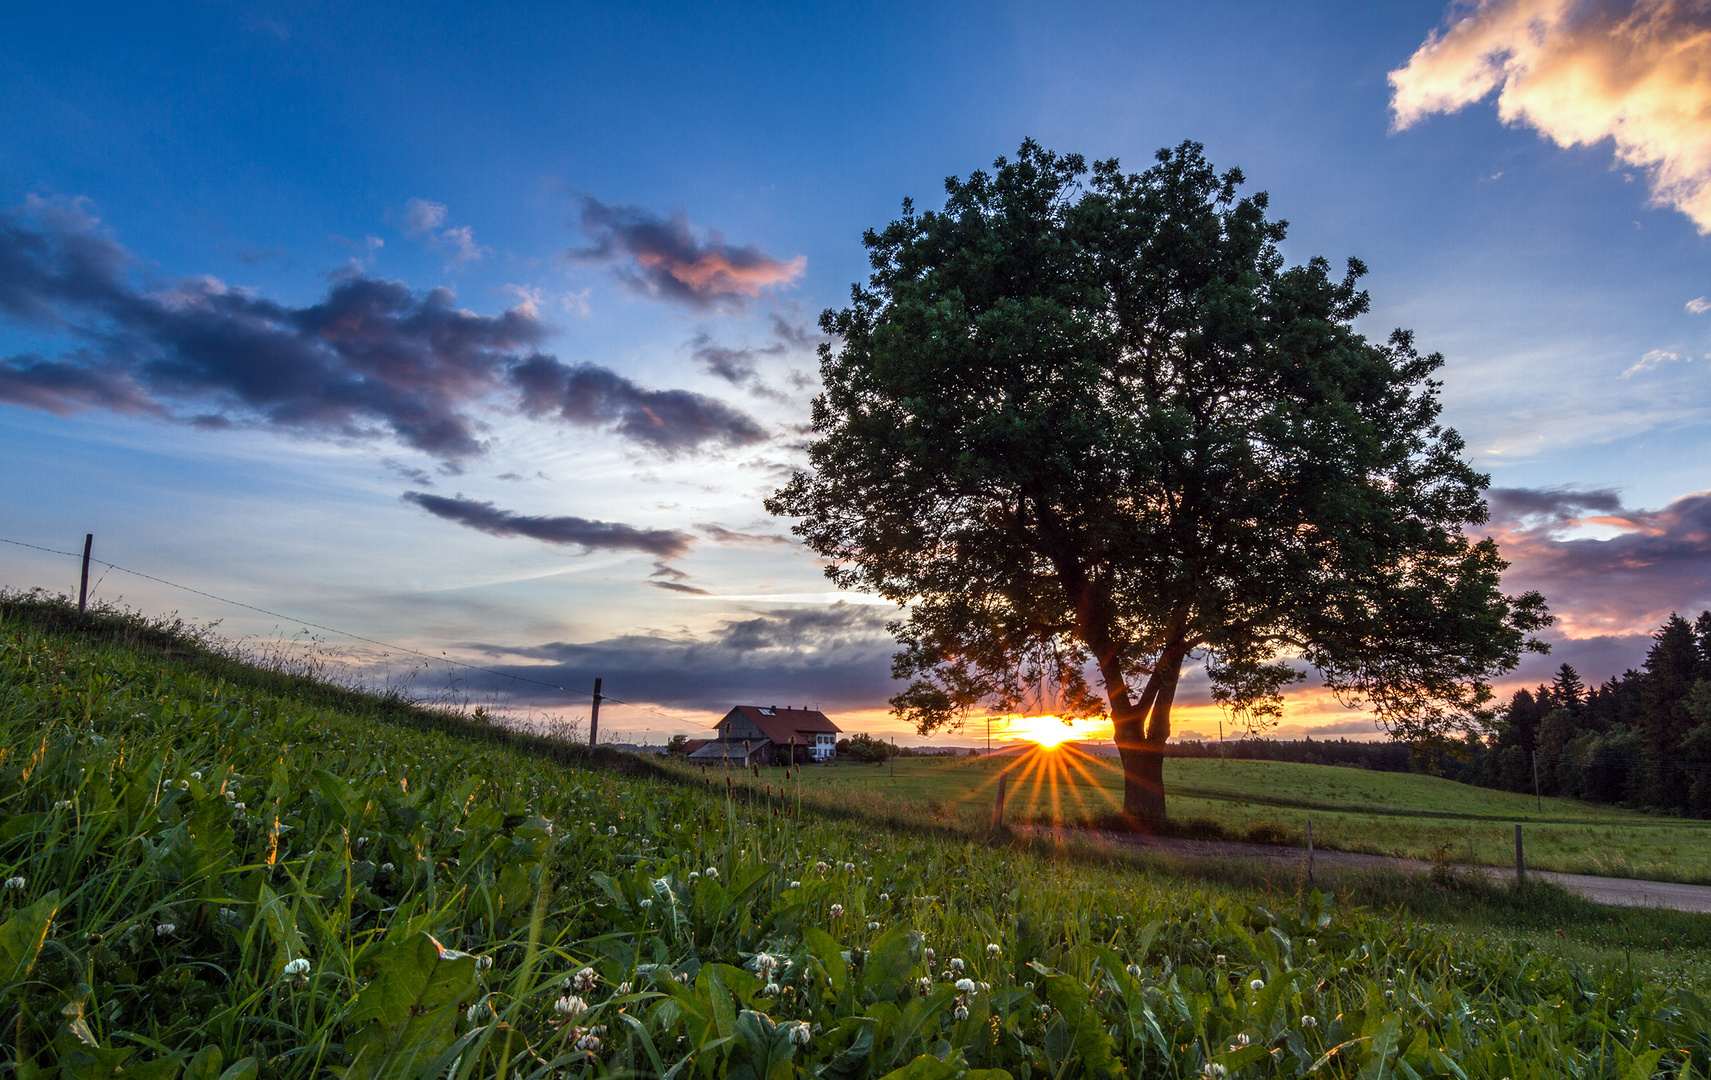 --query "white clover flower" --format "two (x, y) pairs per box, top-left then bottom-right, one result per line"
(3, 876), (25, 890)
(381, 863), (395, 872)
(1301, 1015), (1318, 1029)
(1250, 979), (1264, 992)
(617, 982), (632, 994)
(570, 967), (599, 993)
(223, 790), (236, 801)
(829, 903), (844, 918)
(283, 958), (311, 976)
(843, 862), (855, 873)
(789, 881), (801, 889)
(54, 799), (73, 810)
(953, 1005), (969, 1021)
(878, 892), (889, 902)
(950, 957), (964, 973)
(233, 803), (246, 812)
(1230, 1033), (1251, 1050)
(190, 771), (202, 780)
(815, 861), (829, 873)
(924, 948), (935, 965)
(918, 976), (933, 995)
(177, 779), (190, 789)
(555, 995), (588, 1018)
(1214, 955), (1226, 966)
(639, 898), (653, 909)
(1305, 938), (1317, 948)
(467, 1001), (490, 1023)
(987, 943), (1001, 959)
(755, 953), (778, 972)
(787, 1022), (812, 1046)
(955, 978), (976, 993)
(476, 955), (494, 970)
(672, 823), (681, 831)
(156, 922), (176, 936)
(1202, 1066), (1228, 1080)
(865, 876), (873, 884)
(761, 982), (781, 997)
(575, 1034), (601, 1053)
(705, 867), (718, 879)
(688, 872), (700, 881)
(1126, 963), (1143, 978)
(607, 825), (618, 836)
